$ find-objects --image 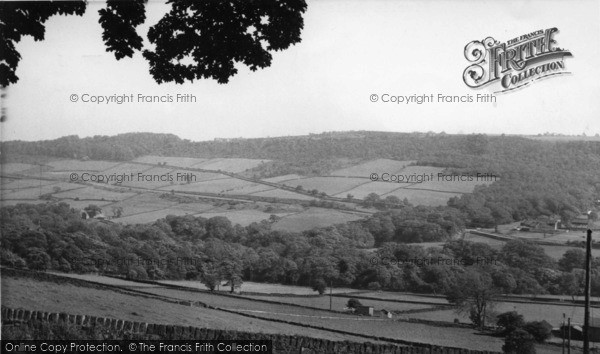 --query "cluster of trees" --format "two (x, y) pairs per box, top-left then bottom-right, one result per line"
(2, 202), (600, 301)
(497, 311), (553, 354)
(353, 205), (465, 245)
(3, 132), (598, 227)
